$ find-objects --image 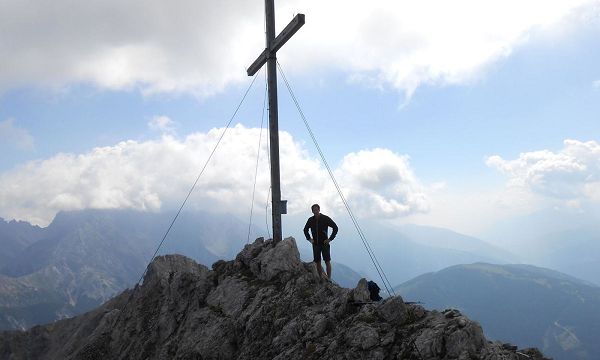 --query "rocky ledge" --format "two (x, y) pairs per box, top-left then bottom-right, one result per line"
(0, 237), (549, 359)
